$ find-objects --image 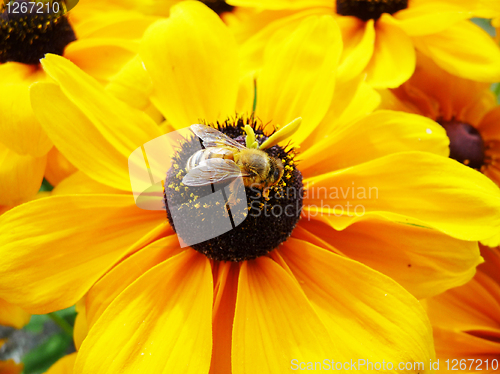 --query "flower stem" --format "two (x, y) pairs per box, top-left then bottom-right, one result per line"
(48, 313), (73, 336)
